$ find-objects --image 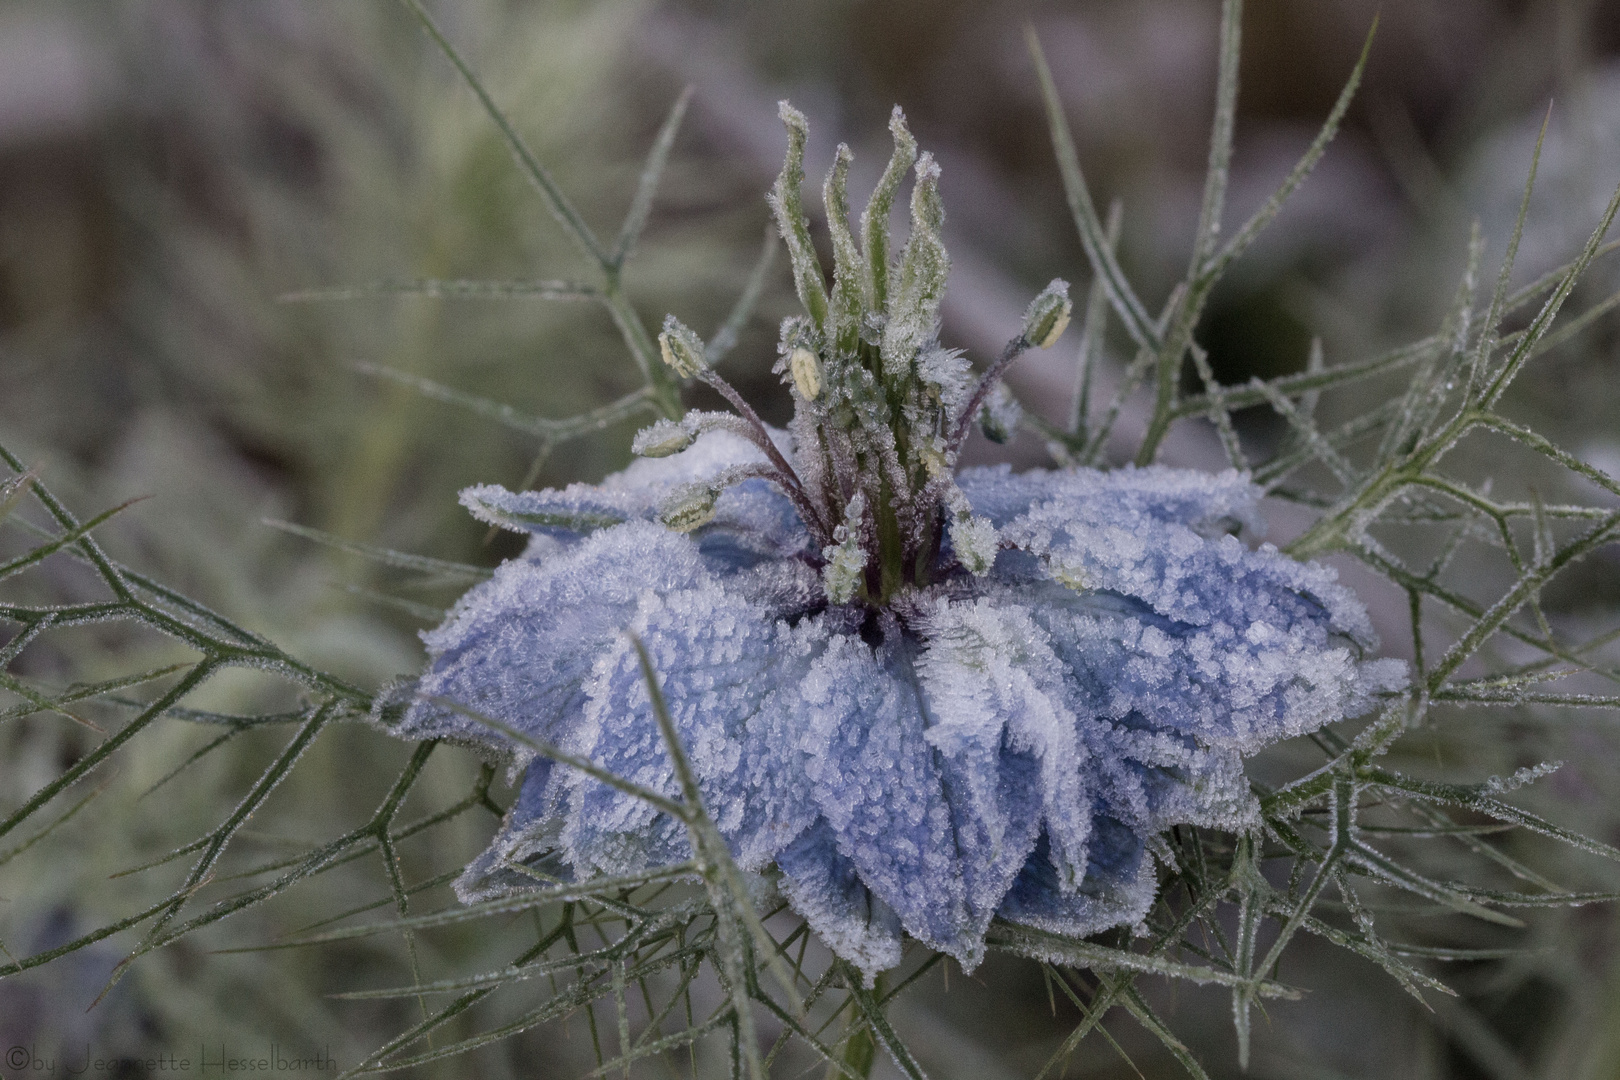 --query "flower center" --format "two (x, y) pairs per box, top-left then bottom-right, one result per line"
(647, 103), (1071, 610)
